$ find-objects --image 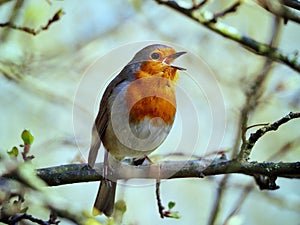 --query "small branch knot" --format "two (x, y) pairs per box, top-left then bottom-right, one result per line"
(253, 174), (280, 190)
